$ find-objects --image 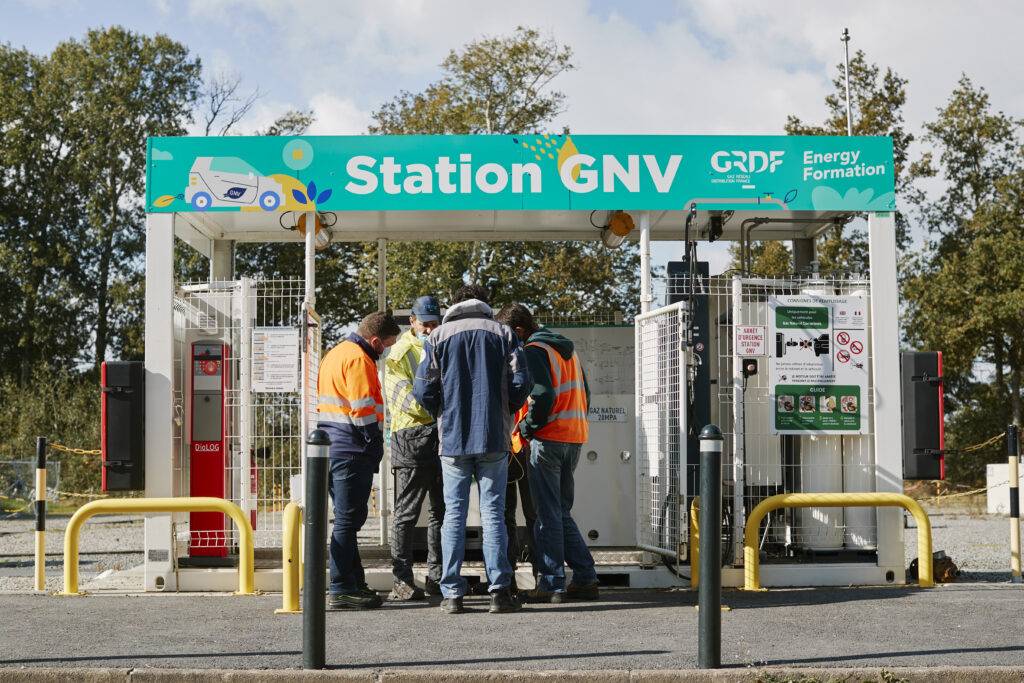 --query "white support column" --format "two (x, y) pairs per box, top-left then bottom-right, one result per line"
(302, 213), (316, 500)
(867, 212), (904, 576)
(304, 213), (316, 309)
(640, 212), (653, 314)
(144, 213), (176, 591)
(210, 240), (234, 281)
(377, 238), (388, 546)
